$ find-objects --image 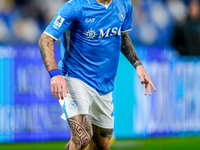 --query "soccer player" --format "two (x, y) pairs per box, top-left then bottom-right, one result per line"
(38, 0), (156, 149)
